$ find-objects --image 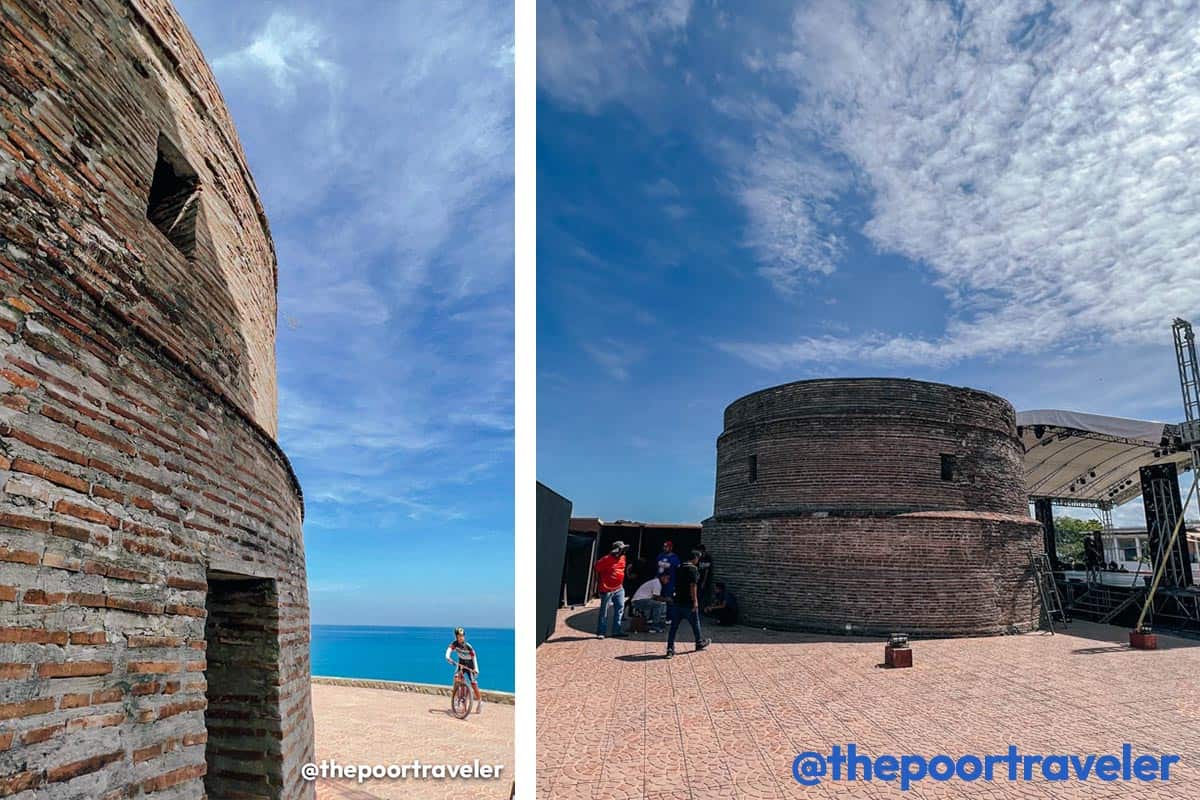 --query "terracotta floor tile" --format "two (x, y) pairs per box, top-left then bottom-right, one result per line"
(310, 684), (512, 800)
(538, 605), (1200, 799)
